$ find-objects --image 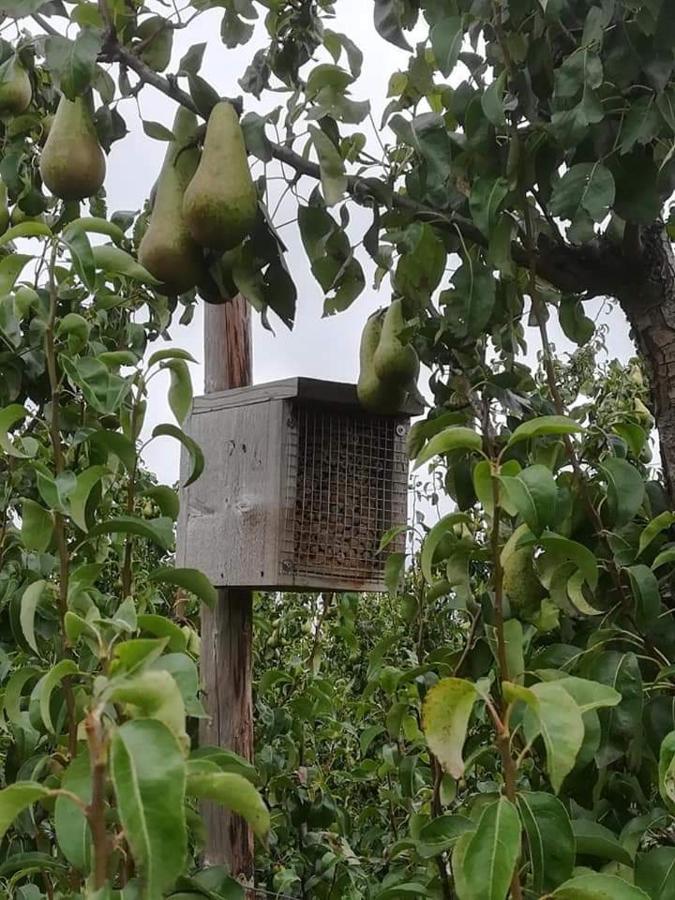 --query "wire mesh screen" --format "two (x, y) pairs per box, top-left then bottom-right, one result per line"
(280, 401), (408, 586)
